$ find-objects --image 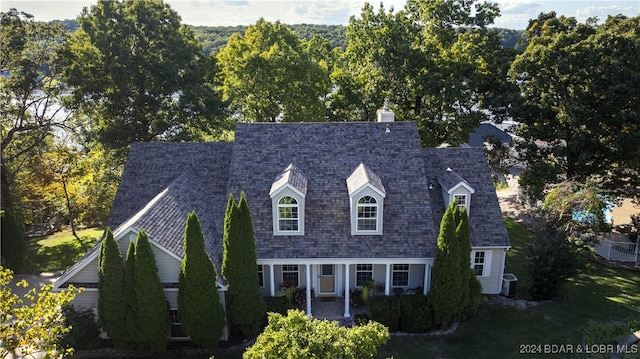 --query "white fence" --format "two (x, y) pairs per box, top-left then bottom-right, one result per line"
(594, 239), (639, 264)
